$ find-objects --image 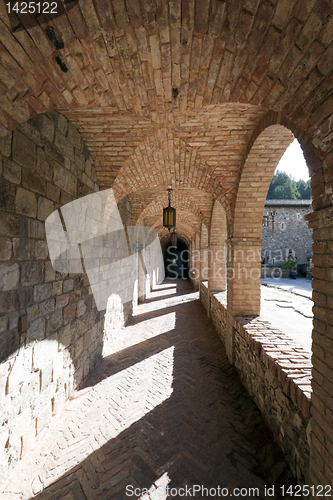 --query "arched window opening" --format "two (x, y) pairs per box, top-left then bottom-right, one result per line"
(260, 138), (313, 353)
(164, 239), (189, 280)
